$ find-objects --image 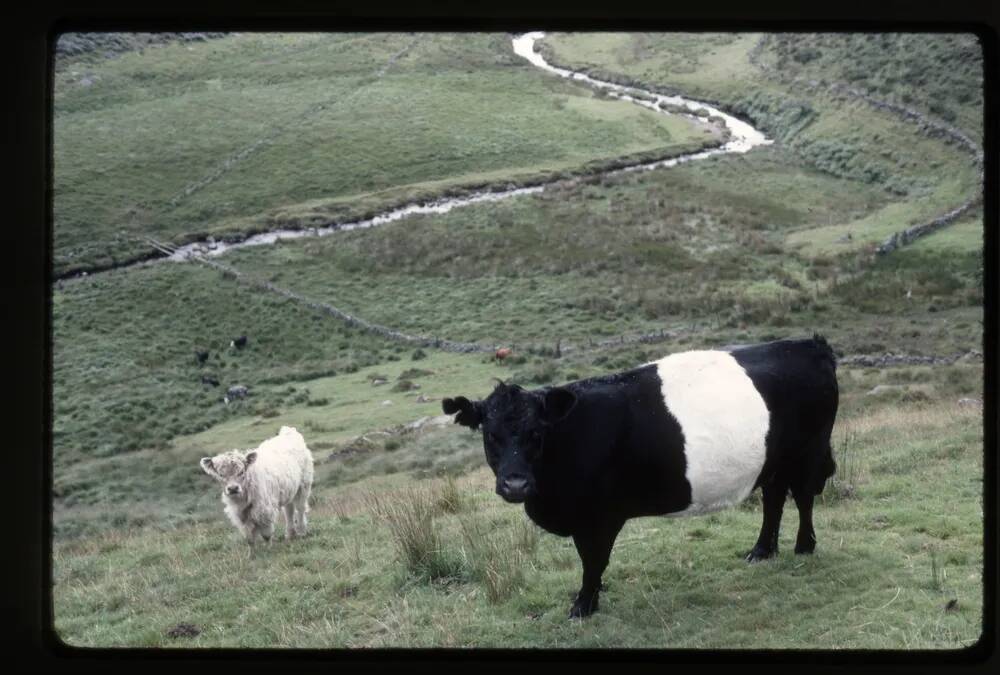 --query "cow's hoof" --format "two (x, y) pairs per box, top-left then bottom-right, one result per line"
(794, 543), (816, 555)
(745, 546), (776, 563)
(568, 596), (599, 619)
